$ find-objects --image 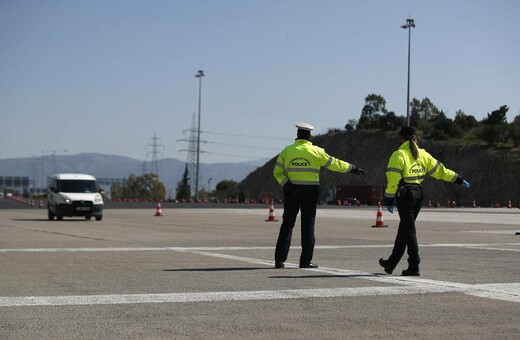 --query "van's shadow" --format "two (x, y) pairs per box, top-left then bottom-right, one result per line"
(12, 219), (90, 222)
